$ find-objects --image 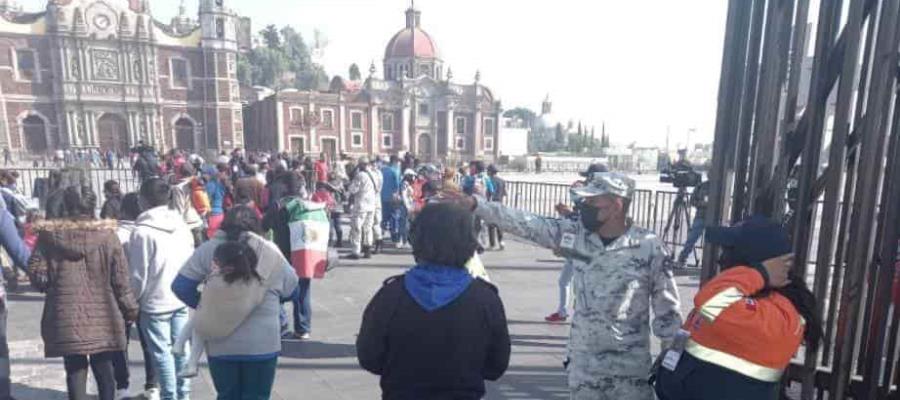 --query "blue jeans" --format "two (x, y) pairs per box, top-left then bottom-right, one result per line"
(140, 308), (191, 400)
(381, 202), (403, 242)
(208, 357), (278, 400)
(397, 207), (409, 244)
(292, 278), (311, 334)
(678, 217), (705, 263)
